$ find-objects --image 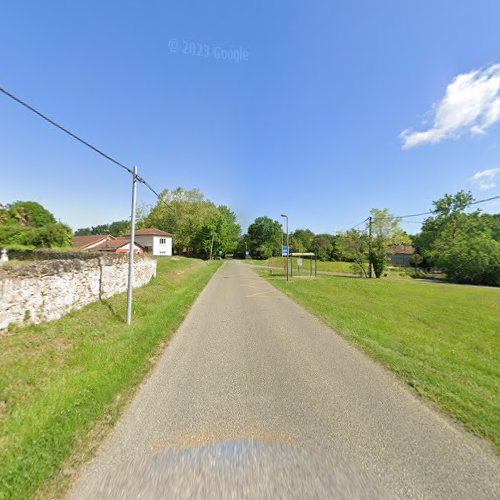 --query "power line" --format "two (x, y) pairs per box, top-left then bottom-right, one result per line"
(470, 195), (500, 206)
(348, 218), (369, 230)
(0, 85), (134, 175)
(0, 84), (171, 326)
(372, 195), (500, 222)
(0, 84), (169, 208)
